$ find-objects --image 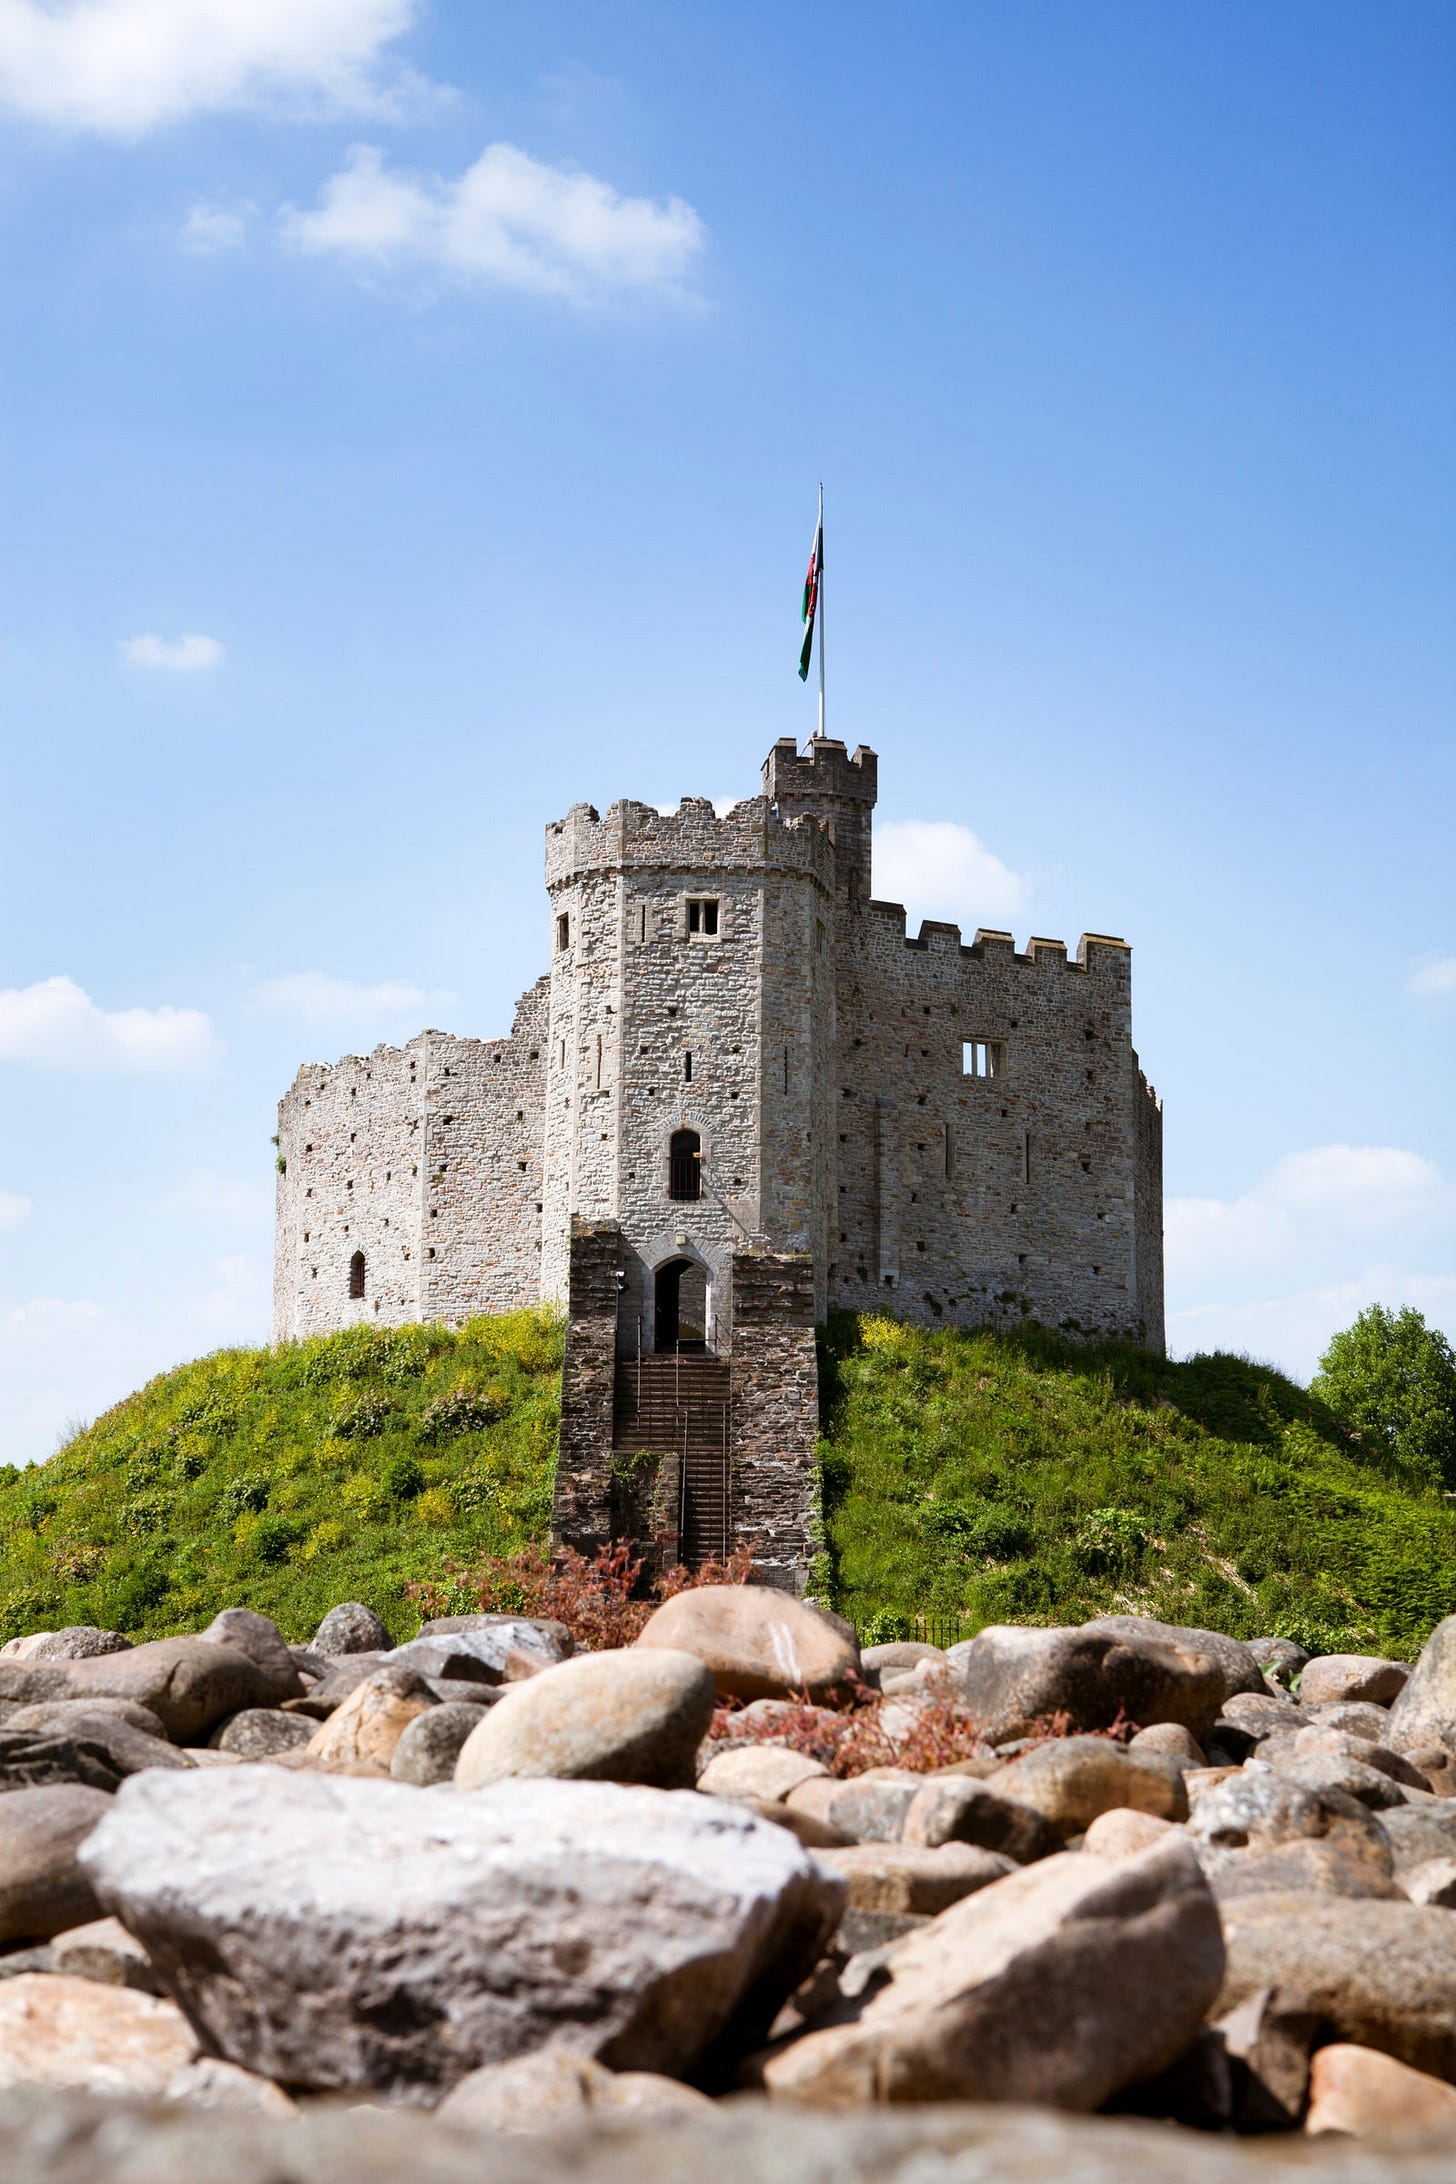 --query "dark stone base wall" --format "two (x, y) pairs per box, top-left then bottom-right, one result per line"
(550, 1219), (622, 1556)
(728, 1252), (819, 1593)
